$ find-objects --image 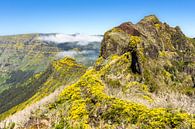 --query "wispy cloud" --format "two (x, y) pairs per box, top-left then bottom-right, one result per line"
(38, 33), (103, 44)
(56, 50), (97, 58)
(56, 50), (77, 58)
